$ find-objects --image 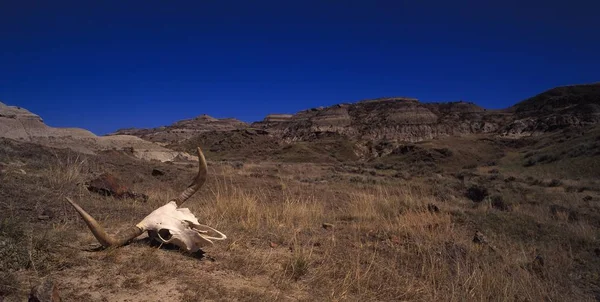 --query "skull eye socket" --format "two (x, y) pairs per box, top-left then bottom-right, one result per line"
(157, 229), (172, 241)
